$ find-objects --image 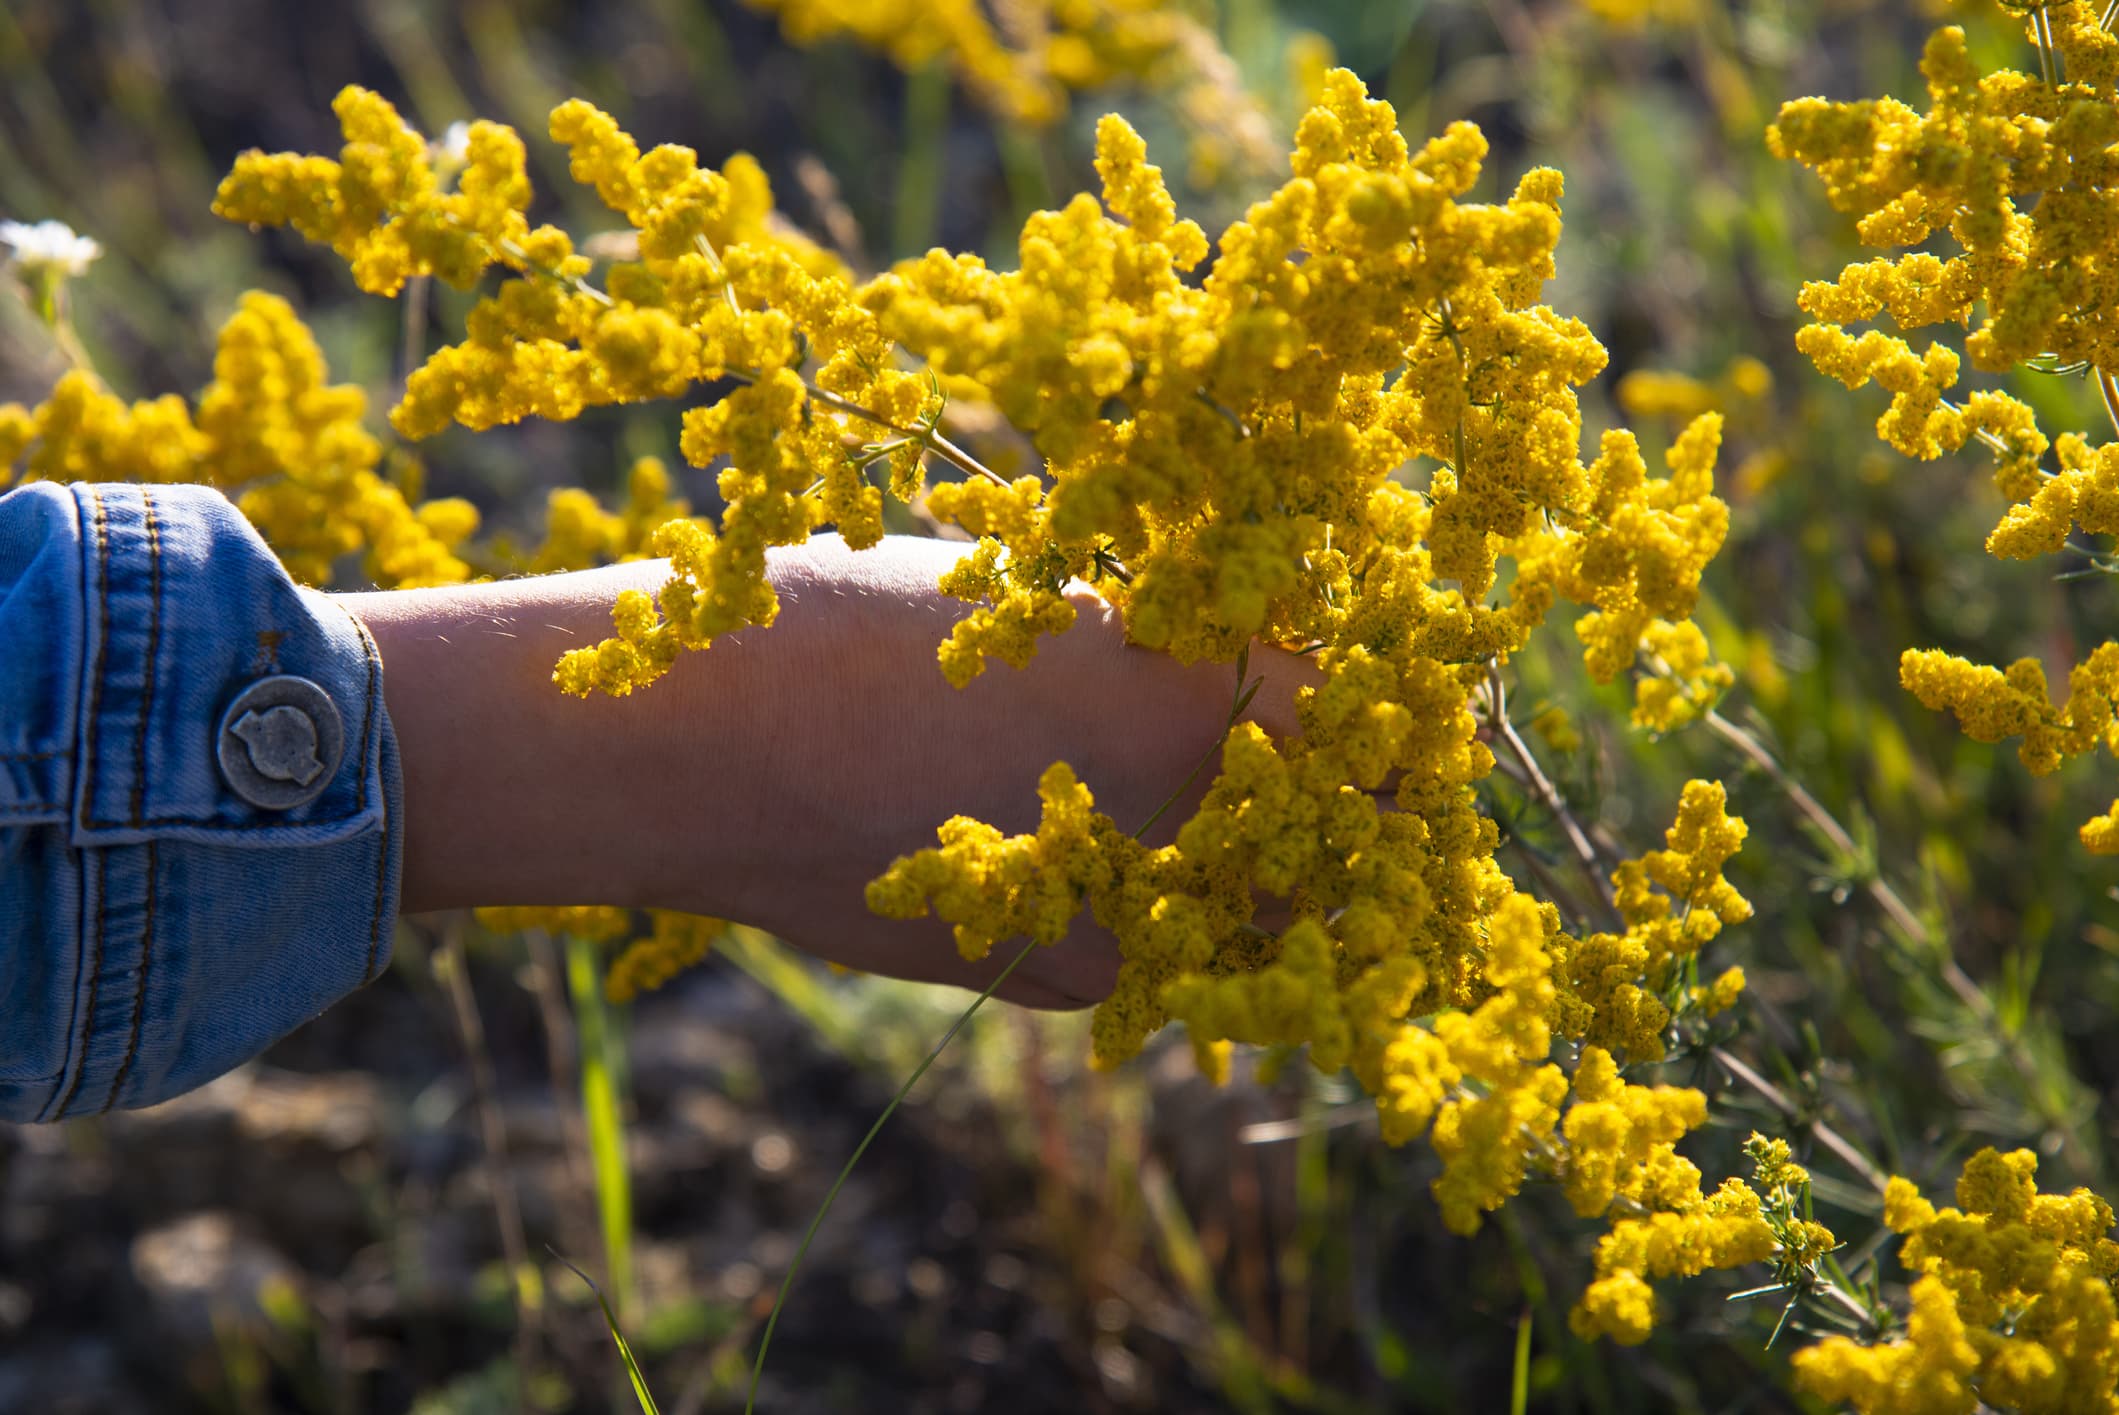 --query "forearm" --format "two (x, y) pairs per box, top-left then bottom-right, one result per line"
(337, 543), (972, 923)
(338, 558), (690, 916)
(338, 534), (1296, 1006)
